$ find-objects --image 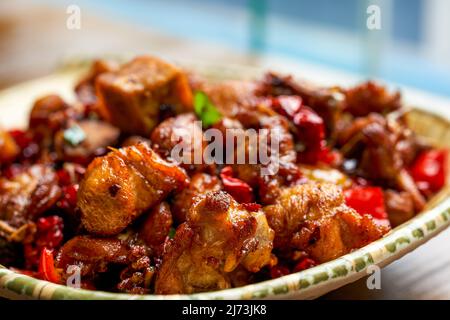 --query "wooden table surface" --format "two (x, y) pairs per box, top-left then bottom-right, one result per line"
(1, 0), (449, 300)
